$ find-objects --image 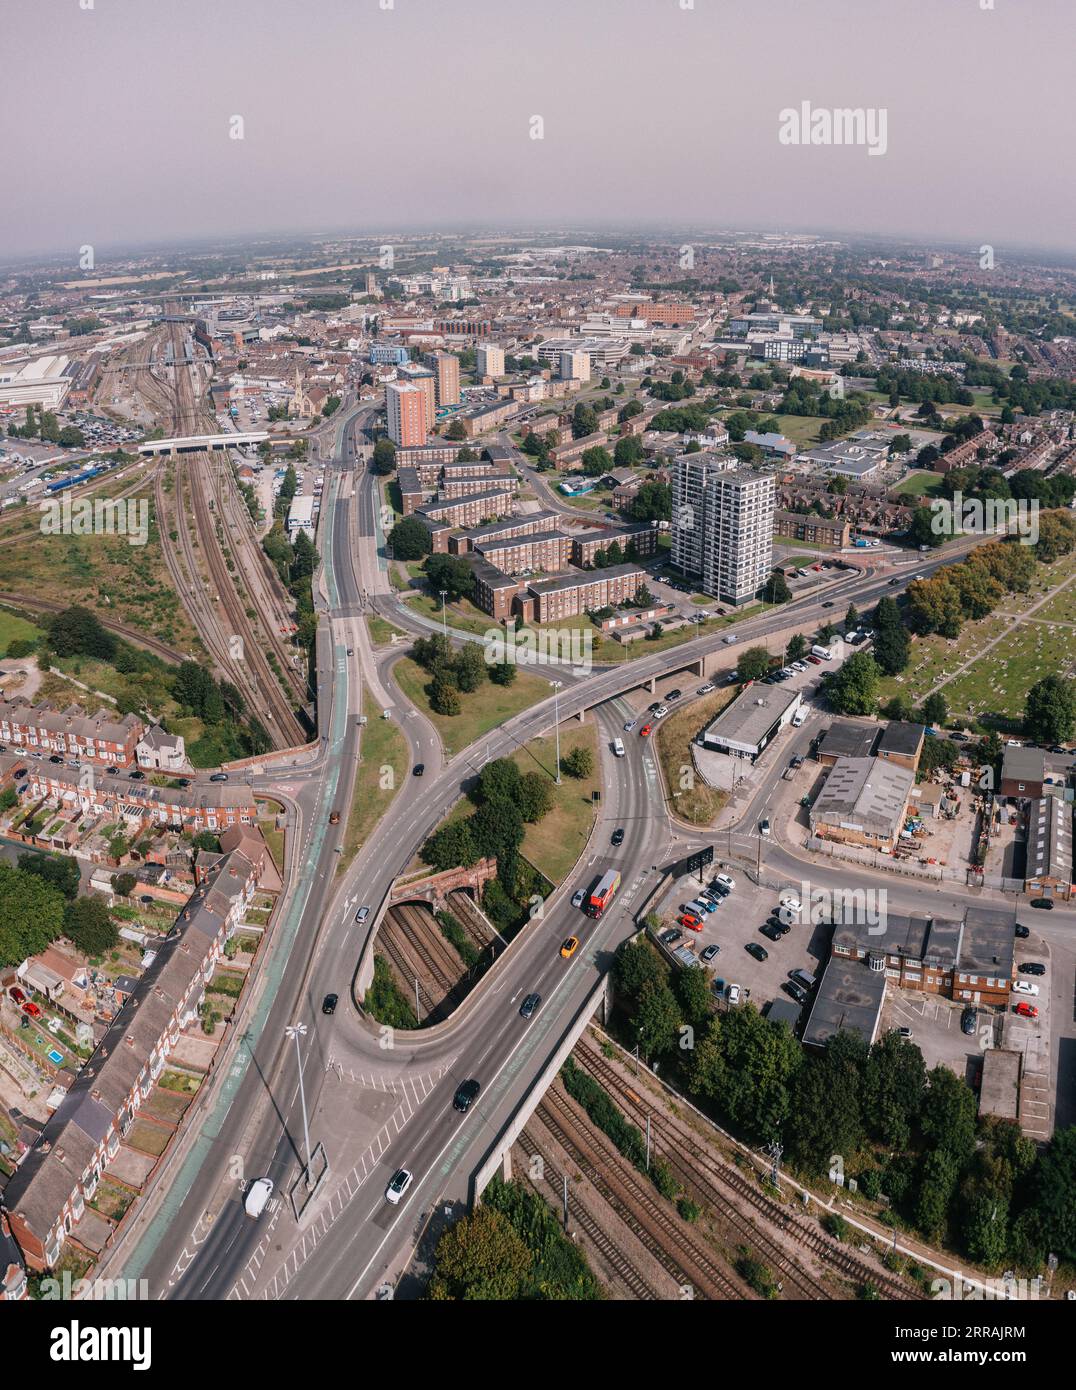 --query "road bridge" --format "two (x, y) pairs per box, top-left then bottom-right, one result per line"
(137, 430), (268, 456)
